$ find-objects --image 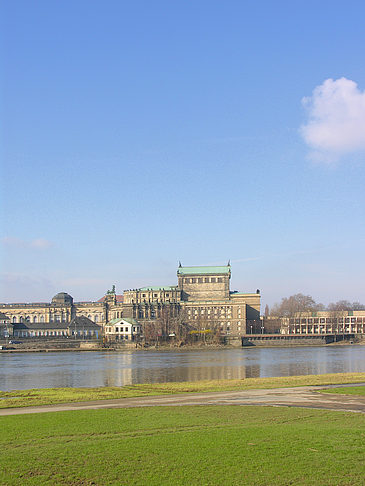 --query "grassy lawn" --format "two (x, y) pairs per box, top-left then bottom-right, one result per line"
(1, 372), (365, 408)
(1, 406), (365, 485)
(320, 385), (365, 396)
